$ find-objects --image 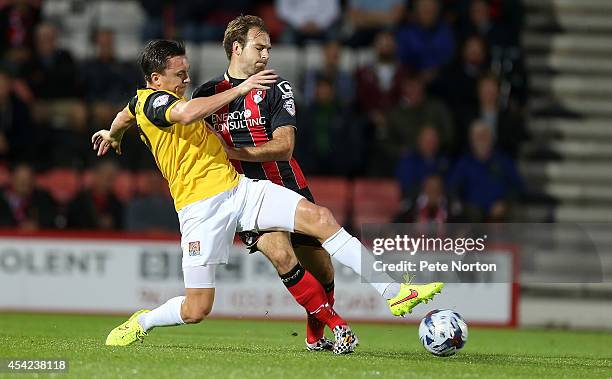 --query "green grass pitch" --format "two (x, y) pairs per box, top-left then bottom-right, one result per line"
(1, 313), (611, 378)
